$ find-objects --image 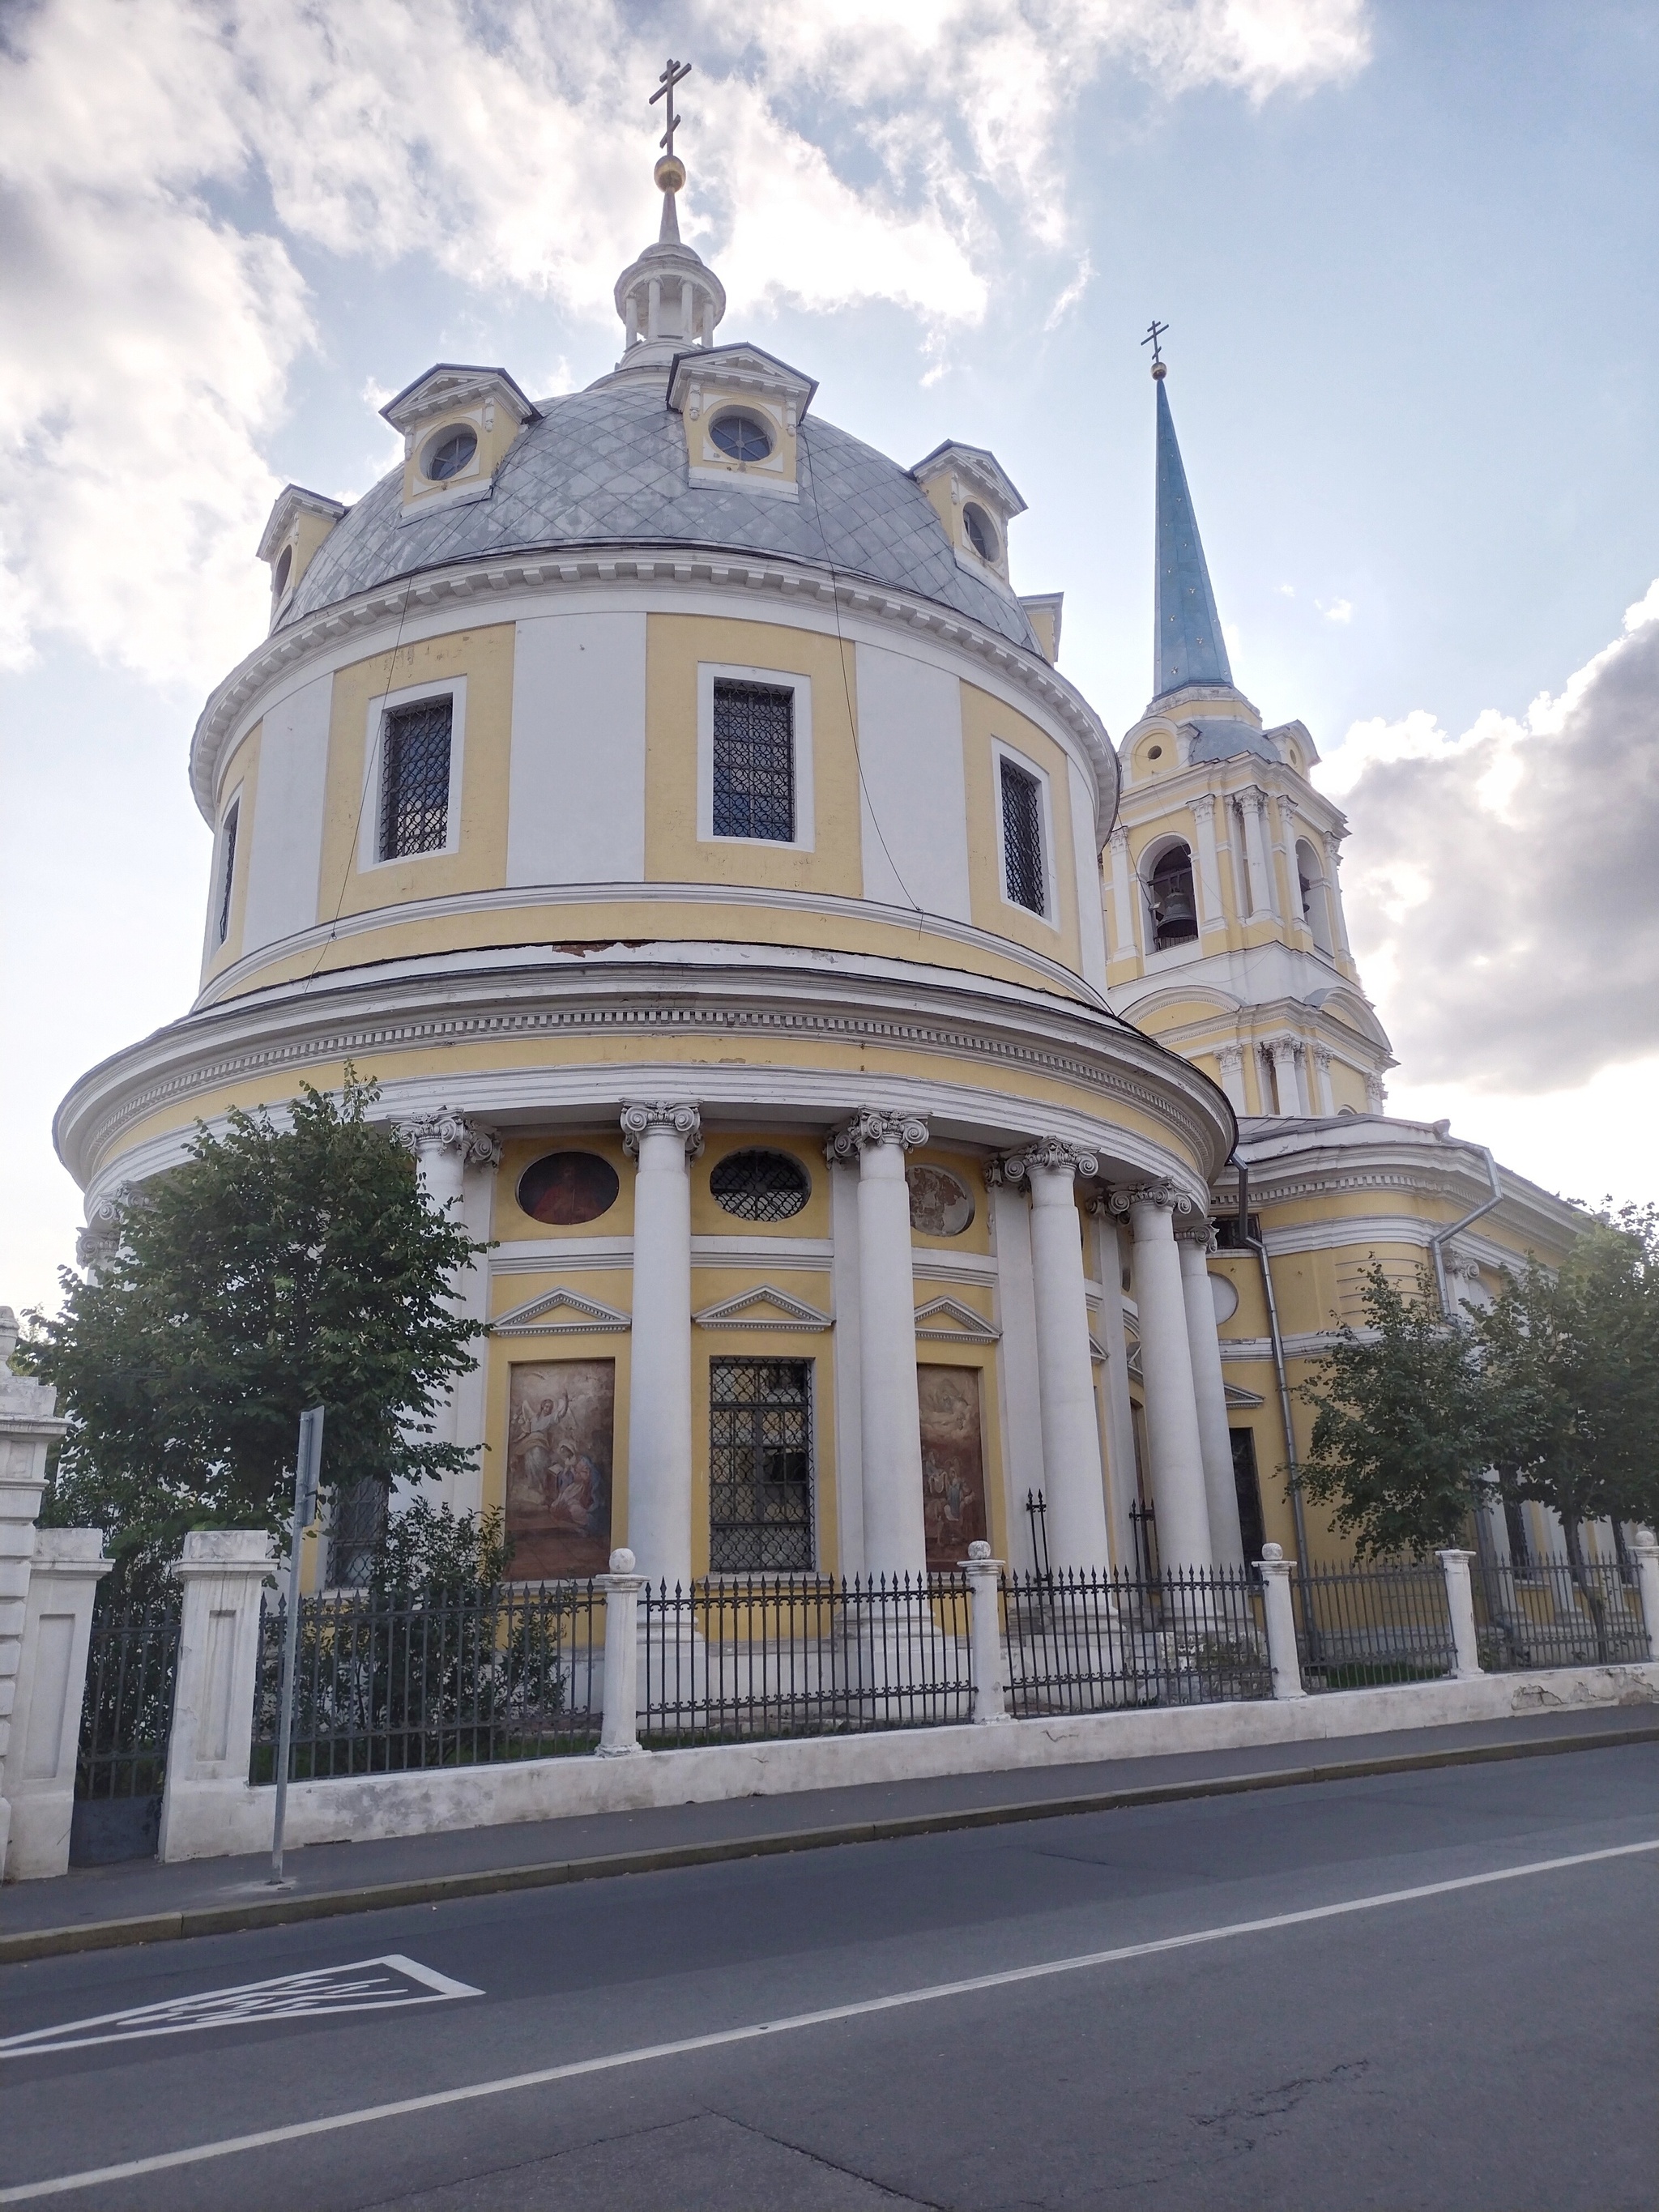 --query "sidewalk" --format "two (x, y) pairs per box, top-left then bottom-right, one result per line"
(4, 1706), (1653, 1964)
